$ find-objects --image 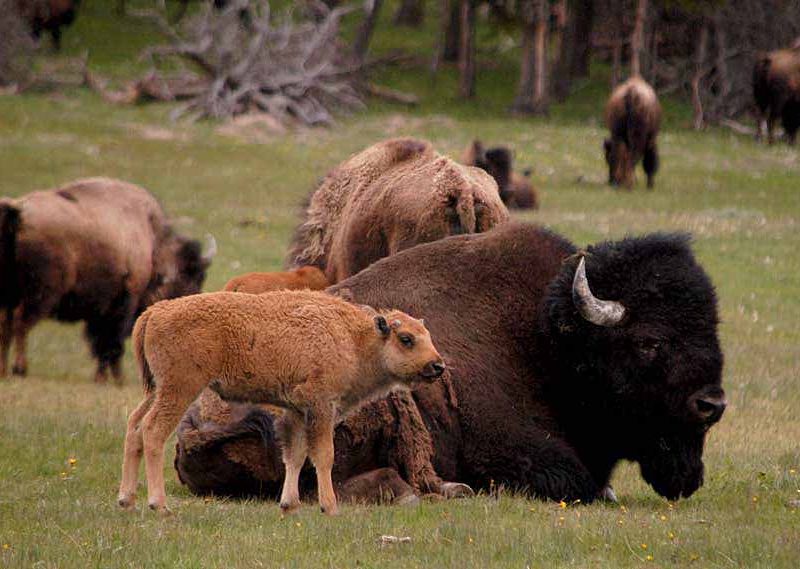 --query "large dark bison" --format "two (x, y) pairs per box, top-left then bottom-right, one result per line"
(753, 46), (800, 145)
(604, 76), (662, 189)
(287, 137), (508, 284)
(15, 0), (81, 51)
(174, 222), (726, 503)
(461, 140), (539, 210)
(0, 177), (214, 382)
